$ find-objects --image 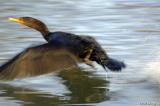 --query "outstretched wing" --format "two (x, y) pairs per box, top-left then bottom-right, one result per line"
(0, 43), (78, 80)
